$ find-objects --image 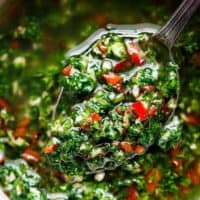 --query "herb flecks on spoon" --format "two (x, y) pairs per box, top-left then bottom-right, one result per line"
(46, 33), (179, 175)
